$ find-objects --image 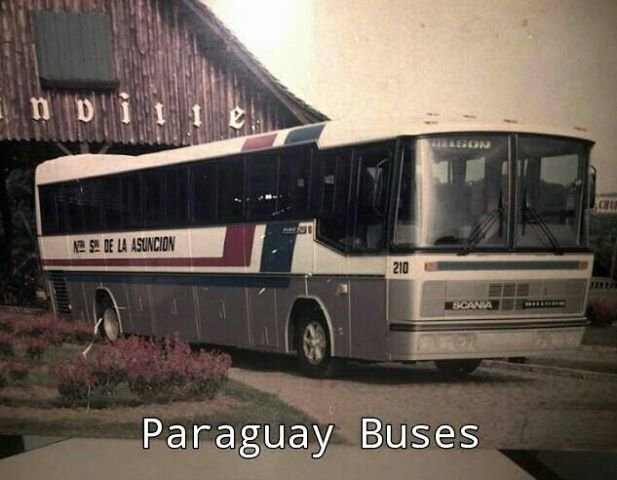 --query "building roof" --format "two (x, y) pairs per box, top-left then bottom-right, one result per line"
(180, 0), (328, 124)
